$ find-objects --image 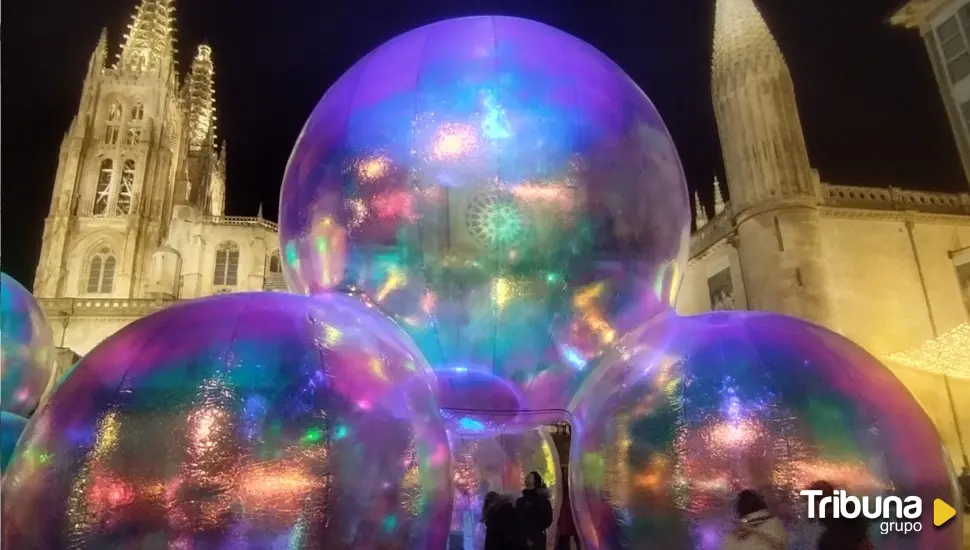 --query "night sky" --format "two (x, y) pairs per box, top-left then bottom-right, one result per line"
(2, 0), (964, 287)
